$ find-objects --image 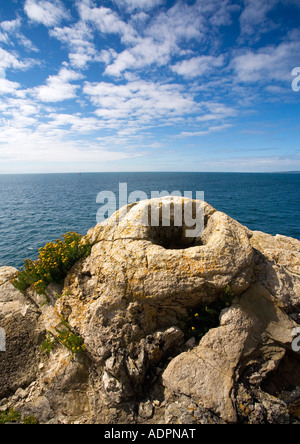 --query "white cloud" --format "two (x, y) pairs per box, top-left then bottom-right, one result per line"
(0, 95), (138, 168)
(0, 78), (21, 95)
(114, 0), (163, 12)
(196, 102), (237, 122)
(178, 123), (233, 138)
(232, 35), (300, 83)
(78, 0), (137, 43)
(1, 18), (22, 32)
(239, 0), (300, 41)
(0, 129), (136, 165)
(18, 34), (39, 52)
(69, 0), (237, 79)
(0, 31), (8, 44)
(104, 36), (174, 76)
(83, 80), (197, 125)
(239, 0), (276, 37)
(24, 0), (70, 27)
(146, 1), (205, 44)
(0, 47), (36, 74)
(46, 113), (102, 134)
(50, 21), (97, 68)
(196, 153), (300, 172)
(102, 1), (205, 77)
(0, 17), (39, 53)
(171, 55), (225, 78)
(32, 68), (83, 102)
